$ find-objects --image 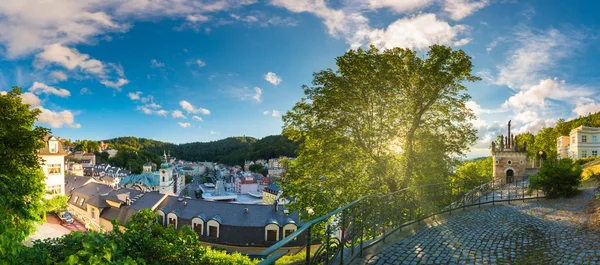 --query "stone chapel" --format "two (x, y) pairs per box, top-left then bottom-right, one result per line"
(491, 120), (528, 184)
